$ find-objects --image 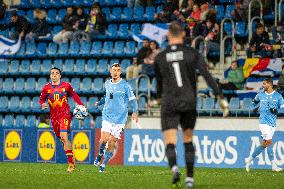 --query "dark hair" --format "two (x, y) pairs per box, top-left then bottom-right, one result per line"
(50, 67), (62, 75)
(150, 40), (159, 49)
(264, 77), (273, 85)
(39, 114), (49, 123)
(169, 21), (184, 37)
(11, 10), (18, 17)
(256, 23), (264, 29)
